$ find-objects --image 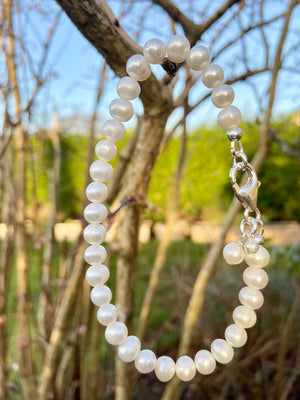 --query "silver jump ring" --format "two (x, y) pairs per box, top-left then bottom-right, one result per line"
(244, 207), (261, 222)
(240, 216), (258, 236)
